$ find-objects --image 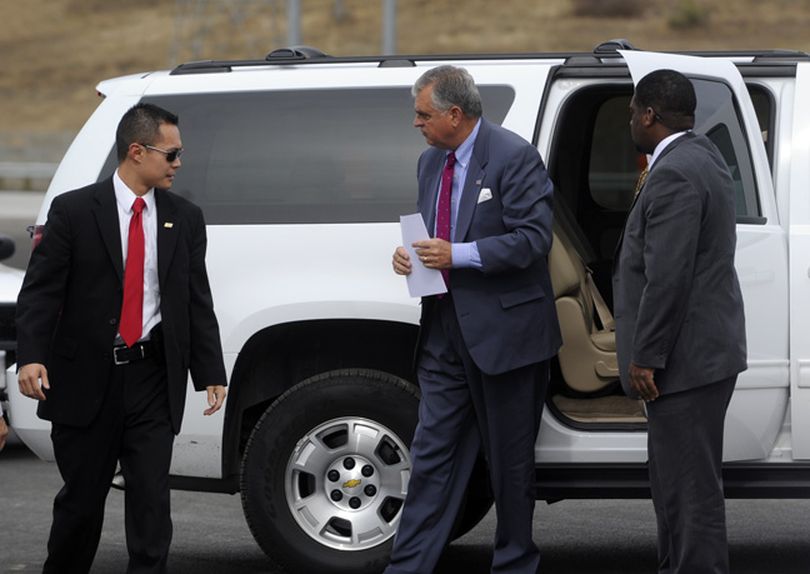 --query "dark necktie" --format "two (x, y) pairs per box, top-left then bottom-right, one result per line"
(436, 152), (456, 287)
(120, 197), (146, 347)
(634, 166), (649, 198)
